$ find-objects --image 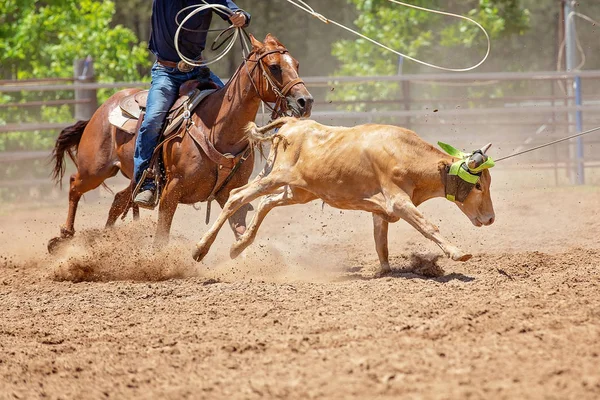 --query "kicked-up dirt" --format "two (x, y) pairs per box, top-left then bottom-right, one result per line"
(1, 181), (599, 399)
